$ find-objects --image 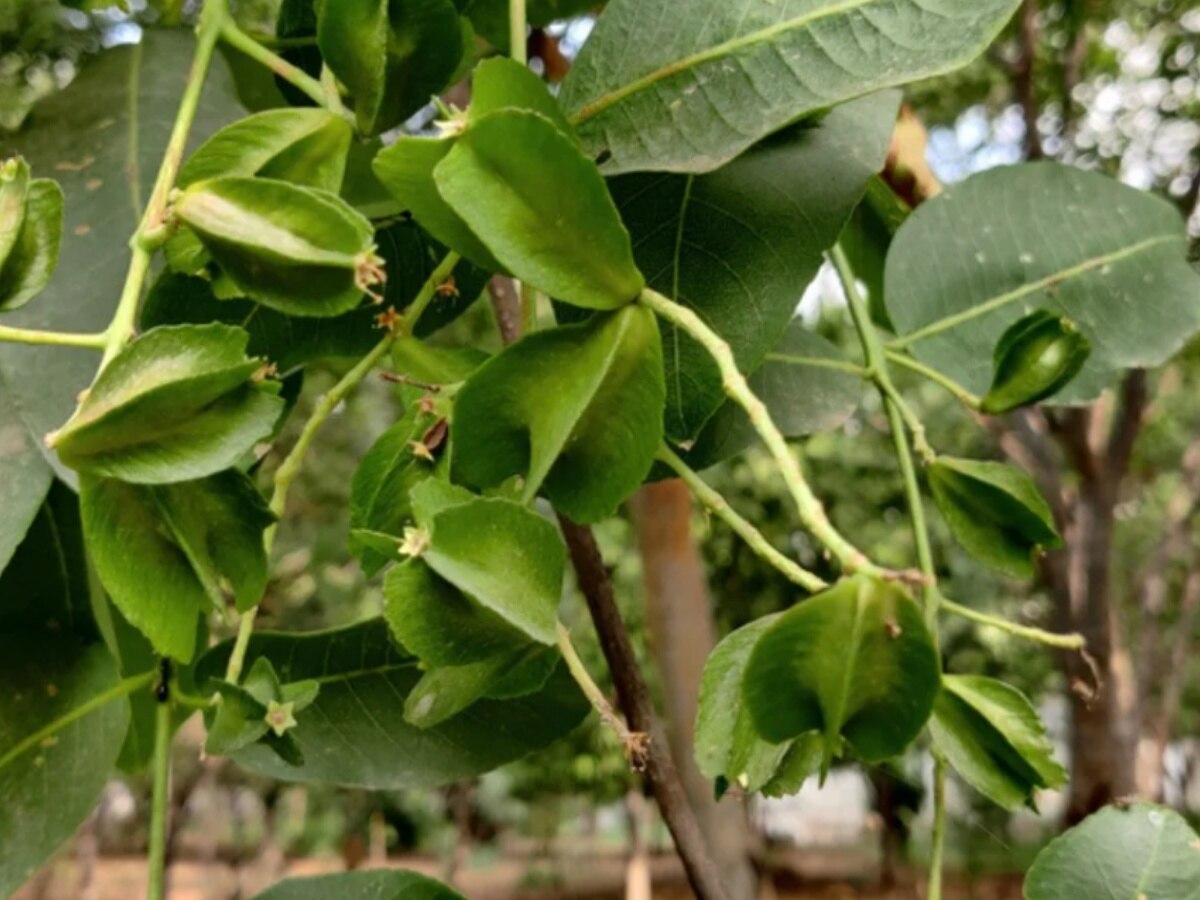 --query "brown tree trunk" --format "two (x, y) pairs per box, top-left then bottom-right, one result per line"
(629, 480), (759, 900)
